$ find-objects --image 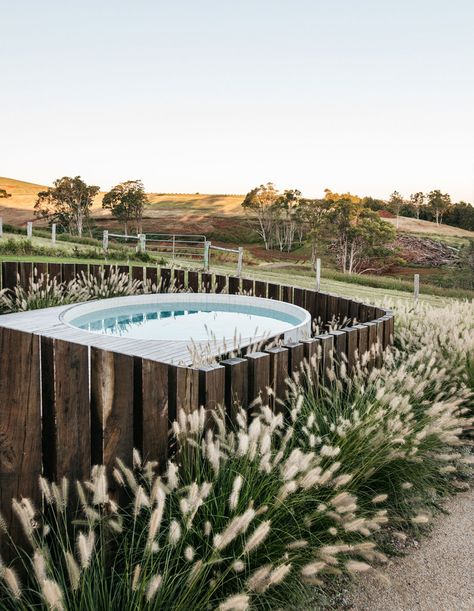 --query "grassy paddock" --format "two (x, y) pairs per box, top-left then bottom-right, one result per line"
(0, 252), (472, 304)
